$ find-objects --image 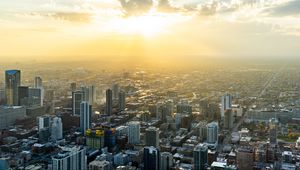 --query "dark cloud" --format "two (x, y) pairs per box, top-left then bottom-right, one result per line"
(119, 0), (153, 16)
(157, 0), (177, 12)
(198, 1), (218, 16)
(265, 0), (300, 16)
